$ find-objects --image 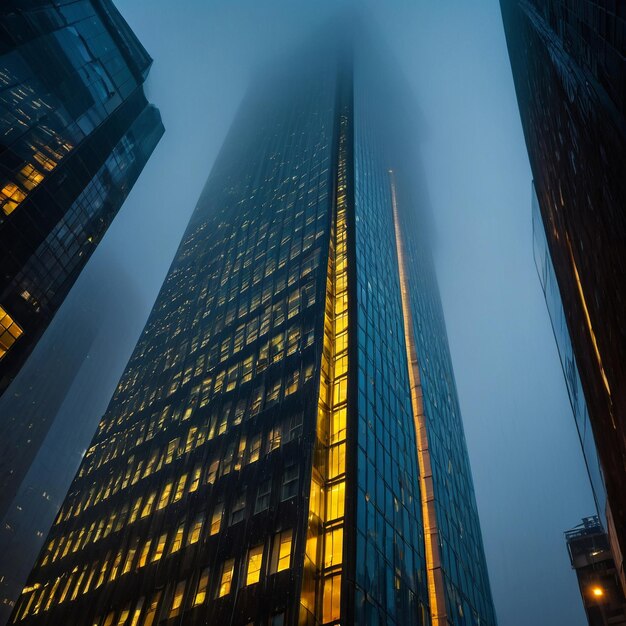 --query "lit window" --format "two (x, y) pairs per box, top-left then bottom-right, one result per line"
(152, 533), (167, 562)
(245, 545), (264, 585)
(194, 568), (209, 606)
(248, 434), (261, 464)
(188, 515), (203, 545)
(0, 306), (23, 360)
(170, 522), (185, 554)
(137, 539), (152, 567)
(271, 530), (292, 573)
(210, 503), (223, 535)
(143, 590), (162, 626)
(169, 580), (186, 618)
(173, 474), (187, 501)
(217, 559), (235, 597)
(157, 481), (172, 510)
(141, 493), (155, 518)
